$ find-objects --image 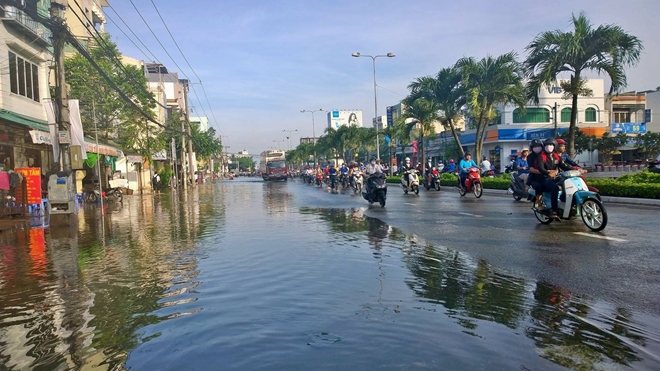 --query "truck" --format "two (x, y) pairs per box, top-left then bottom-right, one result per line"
(259, 150), (288, 181)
